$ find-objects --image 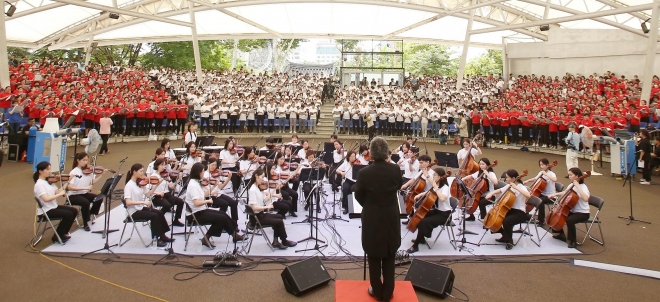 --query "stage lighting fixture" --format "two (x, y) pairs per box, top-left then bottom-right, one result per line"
(109, 12), (120, 19)
(5, 1), (16, 17)
(540, 24), (550, 31)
